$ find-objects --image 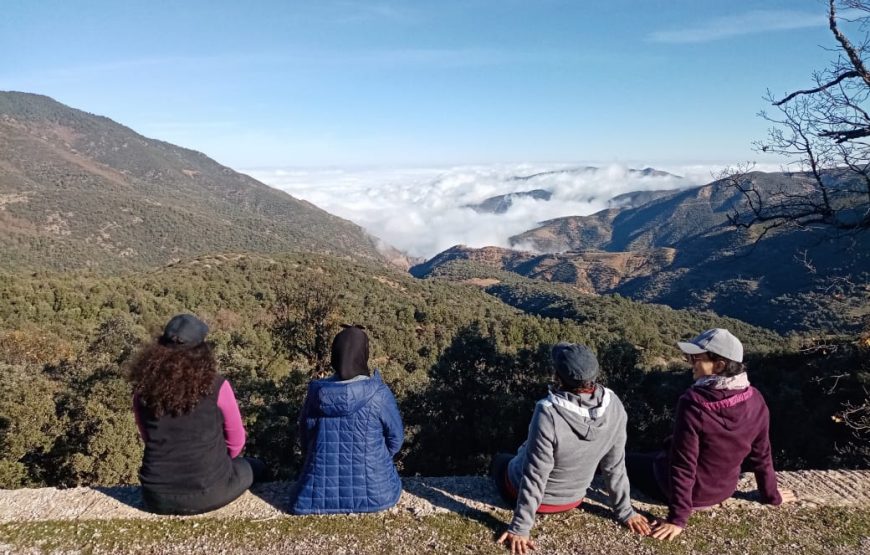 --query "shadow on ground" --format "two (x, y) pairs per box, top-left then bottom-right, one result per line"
(248, 482), (296, 514)
(93, 486), (145, 511)
(402, 477), (506, 536)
